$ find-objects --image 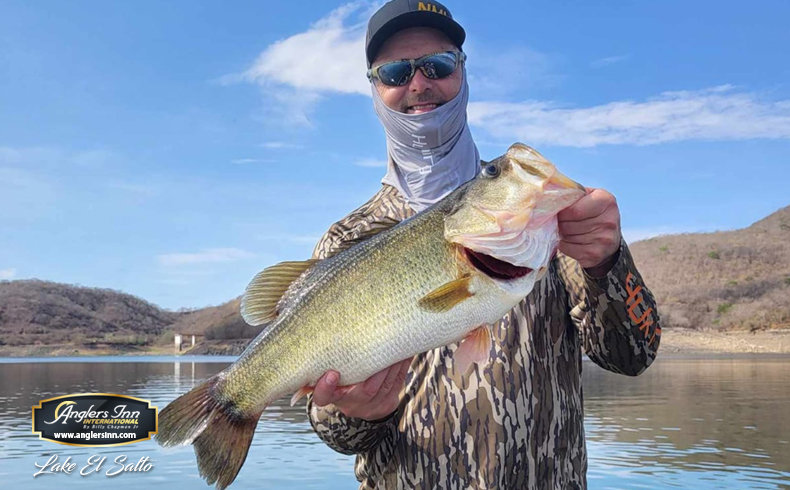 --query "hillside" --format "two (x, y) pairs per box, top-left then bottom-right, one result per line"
(0, 205), (788, 357)
(629, 205), (790, 331)
(170, 297), (250, 338)
(0, 280), (181, 355)
(0, 279), (262, 356)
